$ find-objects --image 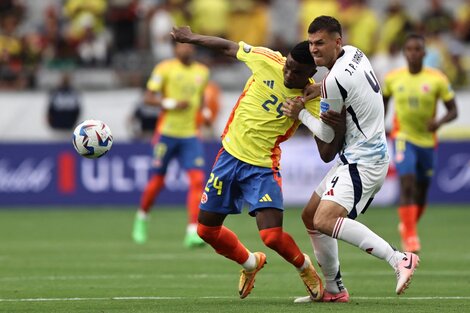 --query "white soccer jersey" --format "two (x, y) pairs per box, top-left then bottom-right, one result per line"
(321, 45), (389, 165)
